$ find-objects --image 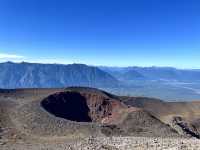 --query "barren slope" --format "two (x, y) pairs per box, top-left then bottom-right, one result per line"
(122, 96), (200, 138)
